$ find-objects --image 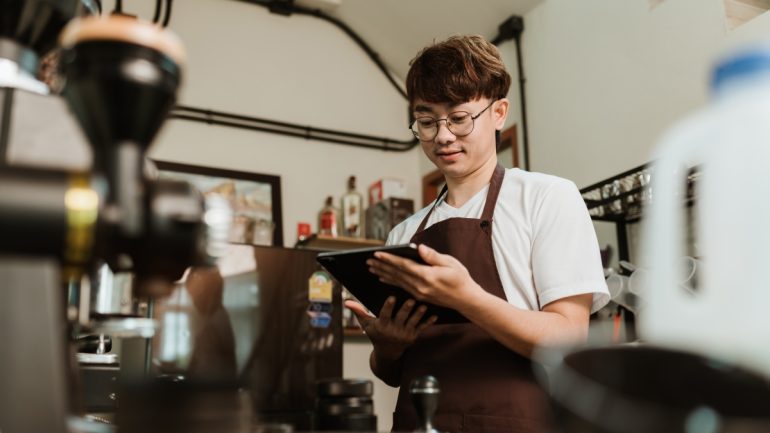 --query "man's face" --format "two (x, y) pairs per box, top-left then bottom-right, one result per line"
(412, 98), (504, 179)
